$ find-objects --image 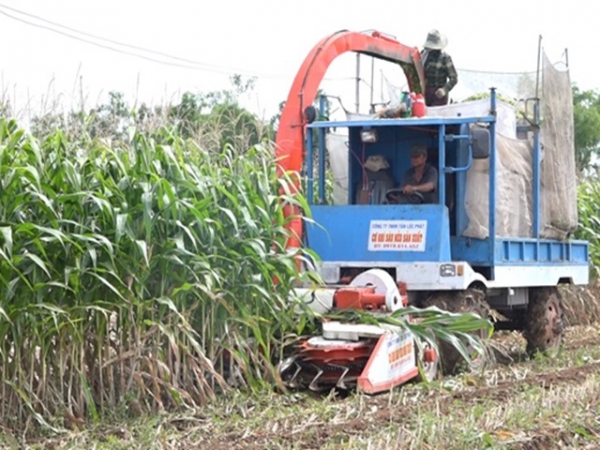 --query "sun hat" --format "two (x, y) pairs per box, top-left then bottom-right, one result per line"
(423, 29), (448, 50)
